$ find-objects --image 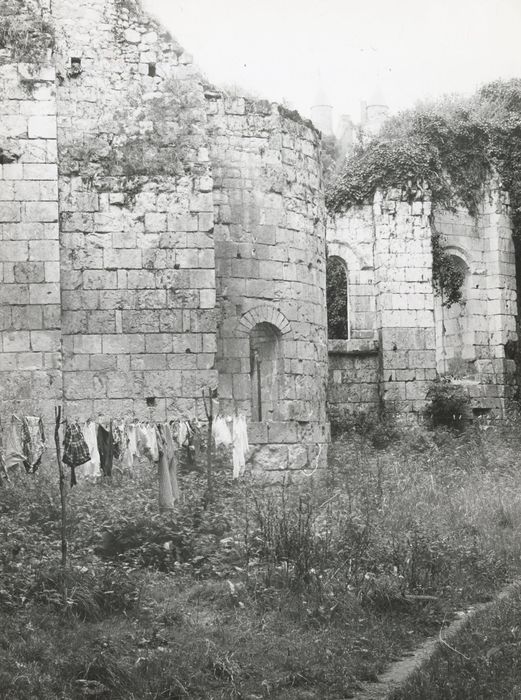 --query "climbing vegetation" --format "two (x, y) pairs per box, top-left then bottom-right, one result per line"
(0, 1), (54, 64)
(431, 230), (467, 307)
(326, 256), (349, 339)
(326, 79), (521, 305)
(60, 79), (204, 196)
(326, 80), (521, 226)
